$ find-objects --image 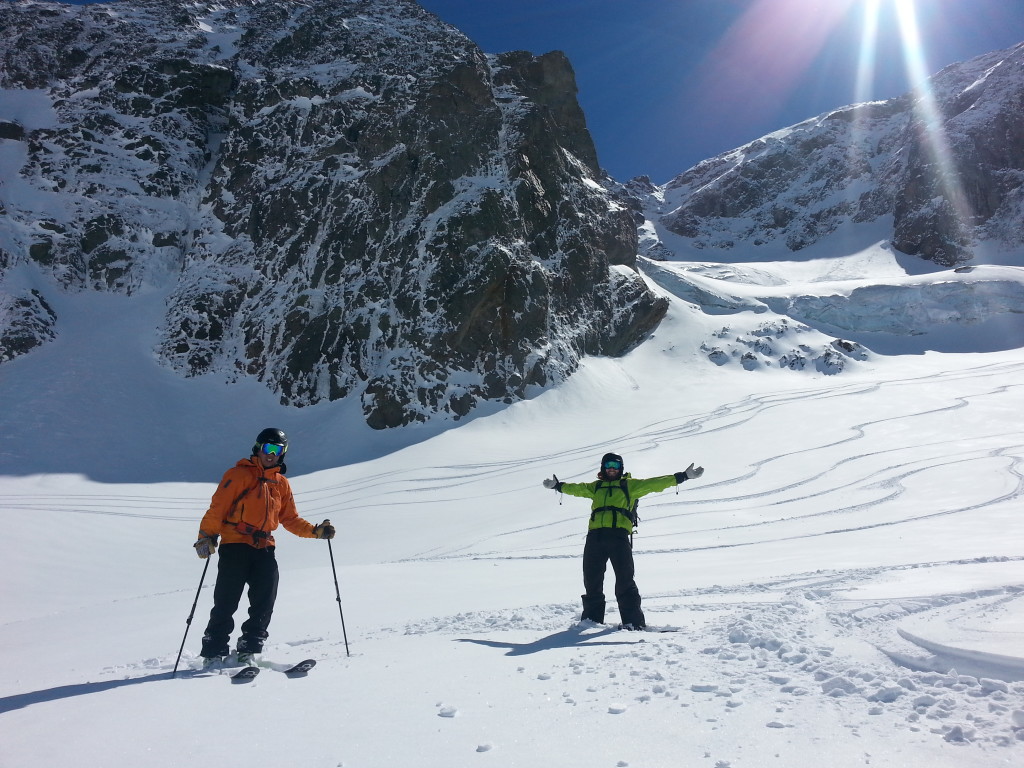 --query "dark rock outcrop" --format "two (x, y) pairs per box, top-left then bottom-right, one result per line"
(0, 0), (666, 427)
